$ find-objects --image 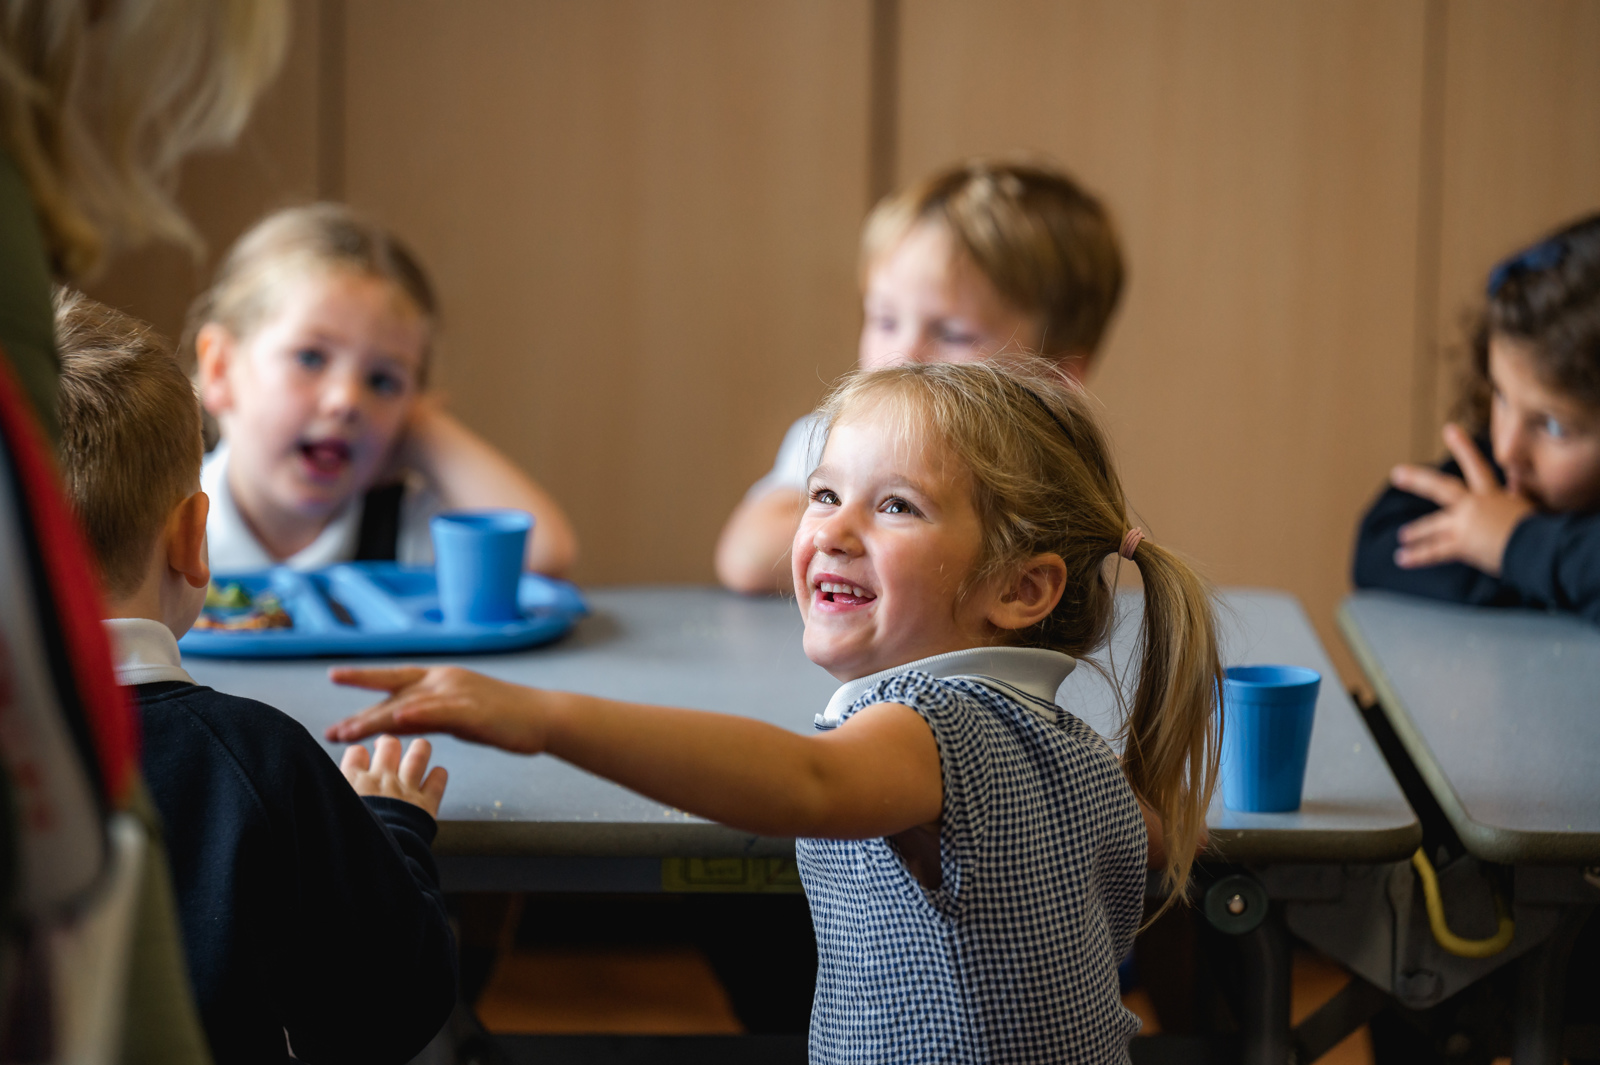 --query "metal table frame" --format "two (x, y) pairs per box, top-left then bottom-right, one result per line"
(1339, 591), (1600, 1065)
